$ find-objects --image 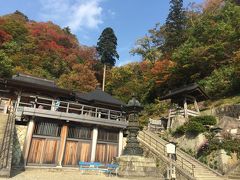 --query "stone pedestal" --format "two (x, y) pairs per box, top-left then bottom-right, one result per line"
(117, 155), (162, 178)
